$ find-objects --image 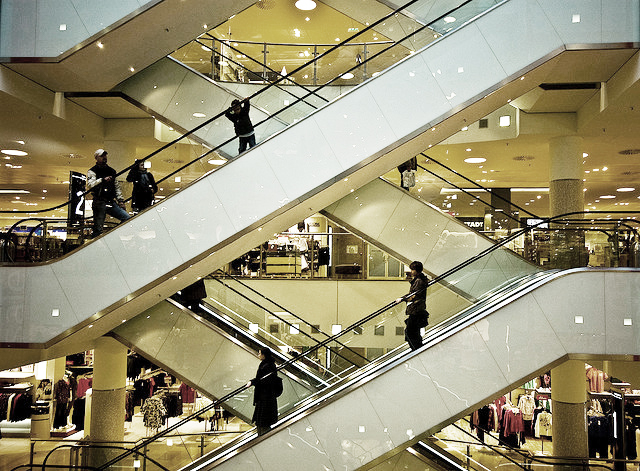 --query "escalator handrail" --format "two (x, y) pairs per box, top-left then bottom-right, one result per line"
(210, 274), (370, 365)
(203, 38), (328, 106)
(419, 152), (541, 220)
